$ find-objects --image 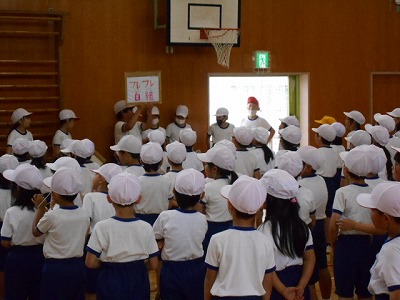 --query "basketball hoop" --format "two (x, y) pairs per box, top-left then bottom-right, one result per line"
(200, 28), (240, 68)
